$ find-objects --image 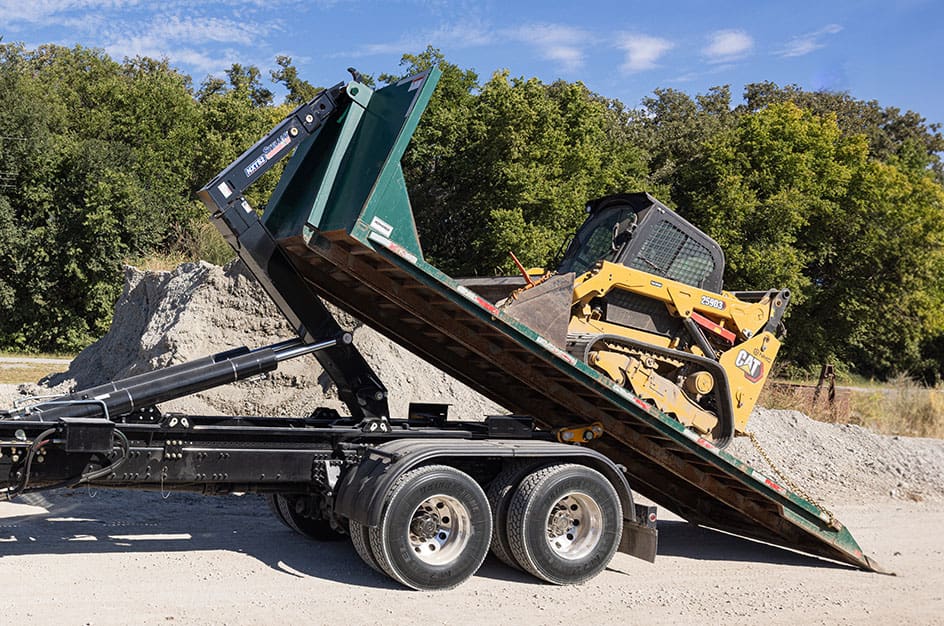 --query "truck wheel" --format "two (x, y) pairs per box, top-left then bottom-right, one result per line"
(369, 464), (492, 590)
(507, 464), (622, 585)
(485, 461), (538, 570)
(266, 494), (345, 541)
(266, 493), (291, 527)
(348, 519), (383, 573)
